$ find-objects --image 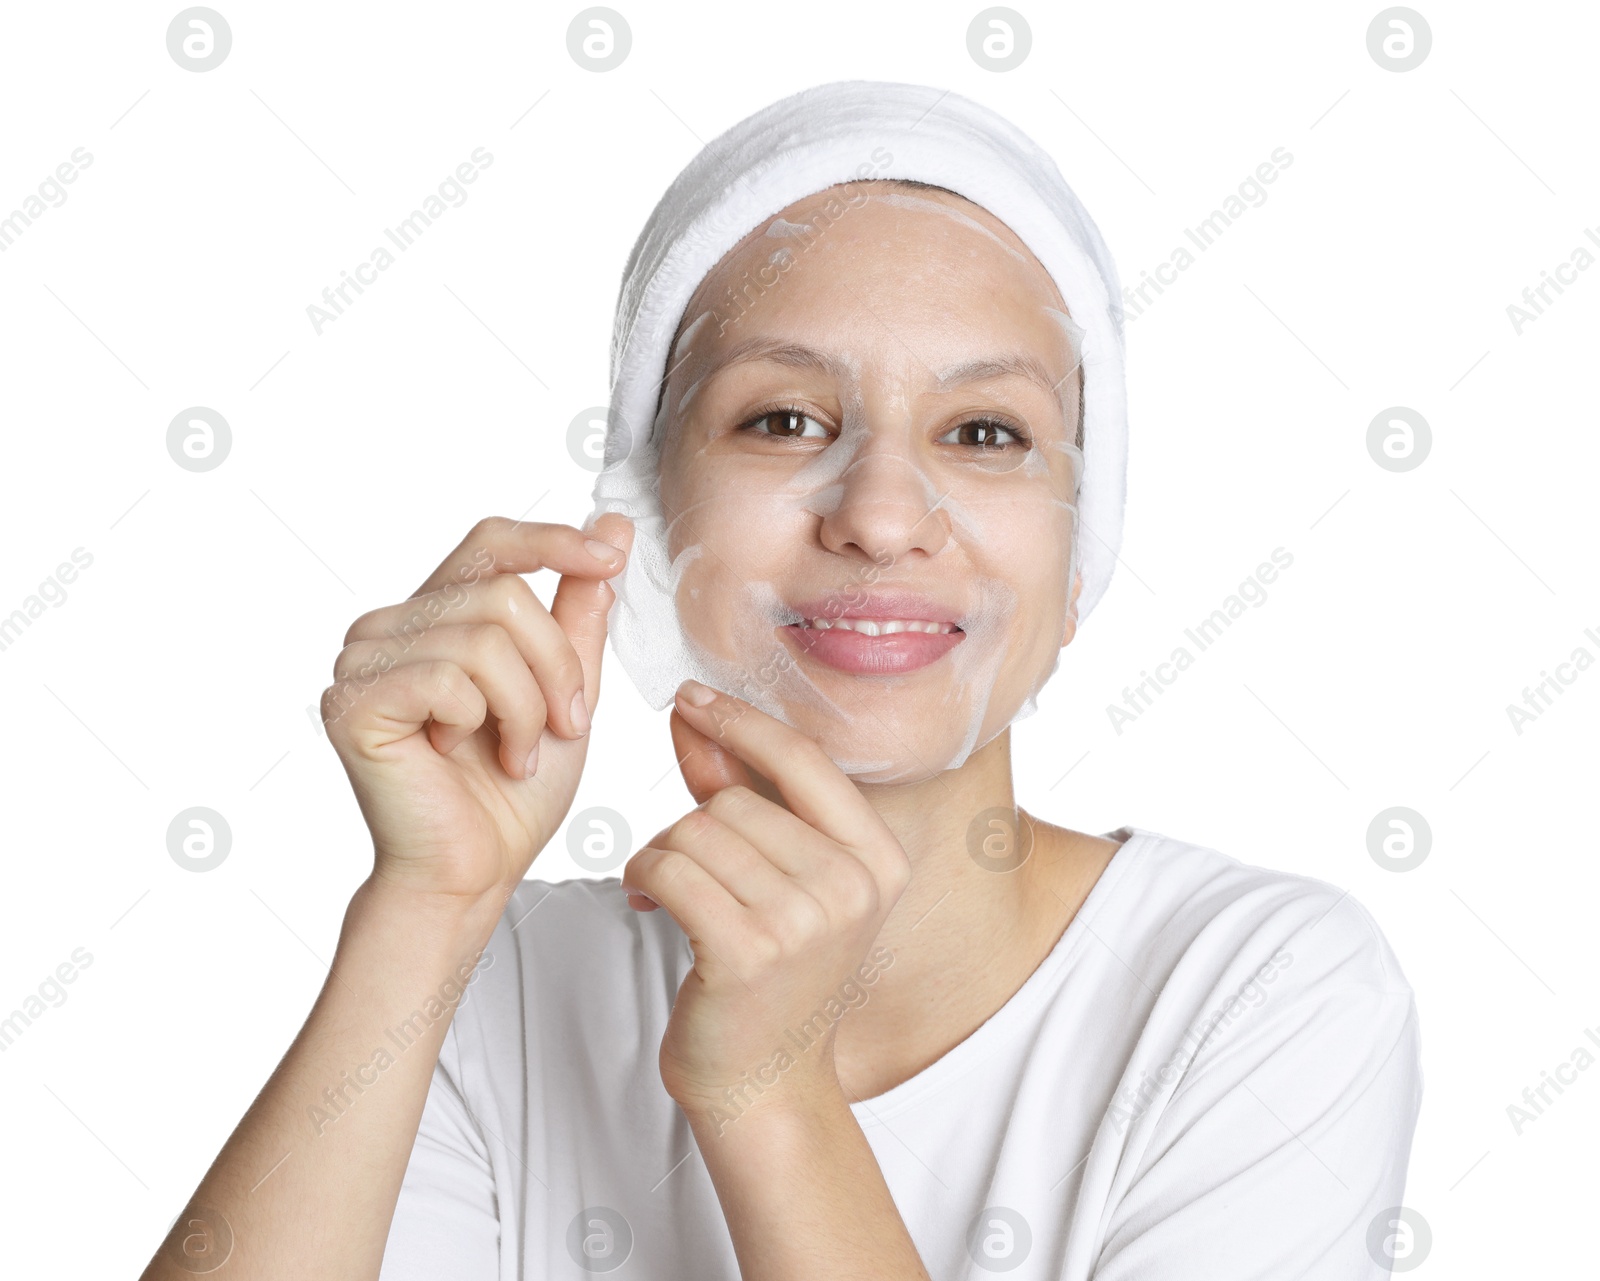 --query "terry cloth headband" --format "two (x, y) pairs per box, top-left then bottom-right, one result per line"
(587, 77), (1128, 713)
